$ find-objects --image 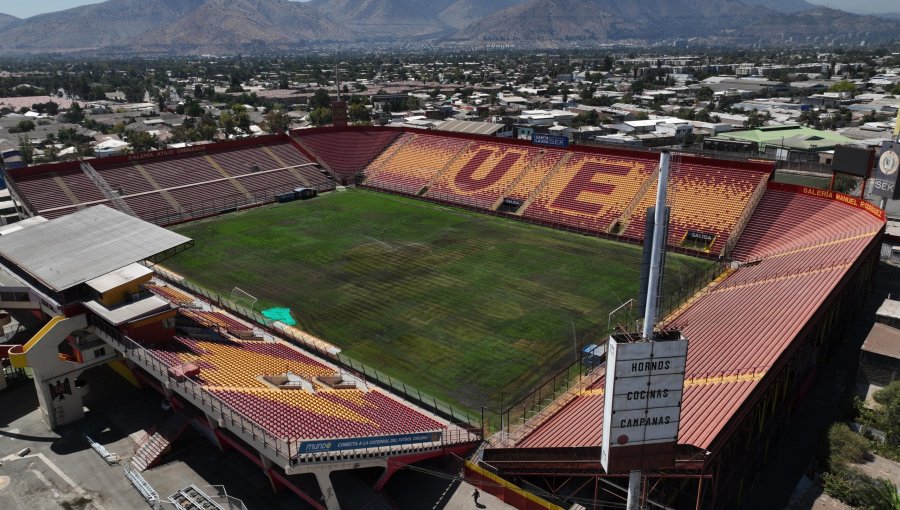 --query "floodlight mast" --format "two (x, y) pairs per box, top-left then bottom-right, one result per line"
(627, 150), (671, 510)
